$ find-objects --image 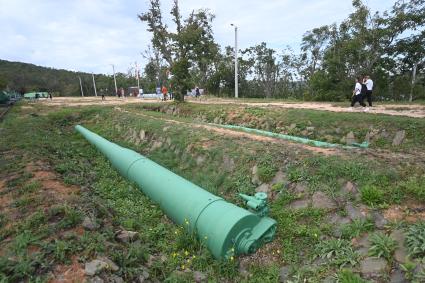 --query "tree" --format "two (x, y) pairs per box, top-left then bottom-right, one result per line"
(139, 0), (218, 101)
